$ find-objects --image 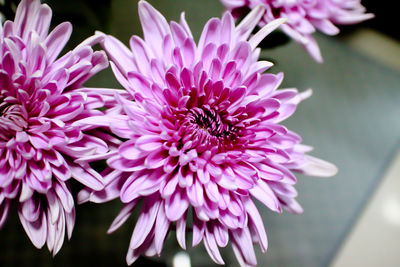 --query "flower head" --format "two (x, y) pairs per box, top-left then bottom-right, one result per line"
(221, 0), (374, 62)
(79, 1), (337, 265)
(0, 0), (109, 254)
